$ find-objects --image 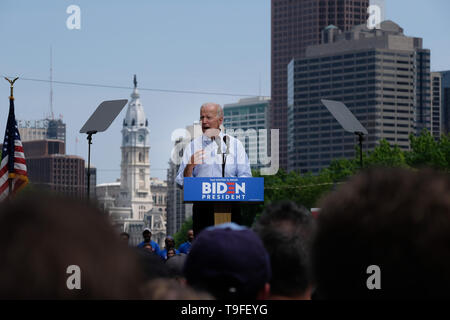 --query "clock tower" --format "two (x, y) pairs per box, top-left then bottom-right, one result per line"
(118, 75), (153, 220)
